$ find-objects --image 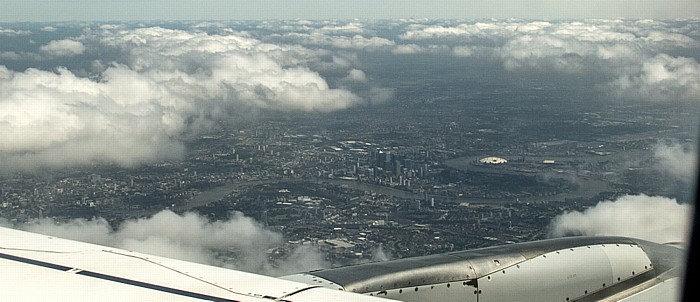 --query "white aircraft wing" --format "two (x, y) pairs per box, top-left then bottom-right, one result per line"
(0, 227), (389, 301)
(0, 226), (684, 301)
